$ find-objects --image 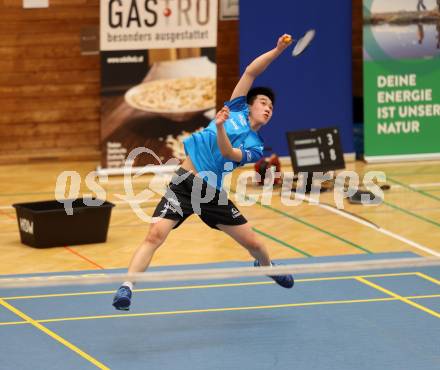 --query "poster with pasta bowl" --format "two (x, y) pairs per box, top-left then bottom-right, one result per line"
(125, 57), (216, 122)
